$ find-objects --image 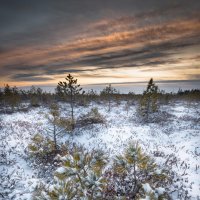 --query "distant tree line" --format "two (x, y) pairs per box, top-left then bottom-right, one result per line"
(0, 85), (55, 113)
(0, 75), (199, 114)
